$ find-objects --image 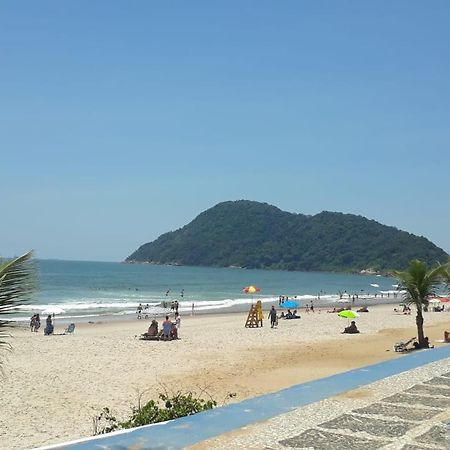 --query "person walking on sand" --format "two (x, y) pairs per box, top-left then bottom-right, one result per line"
(268, 306), (277, 328)
(30, 314), (36, 332)
(34, 314), (41, 332)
